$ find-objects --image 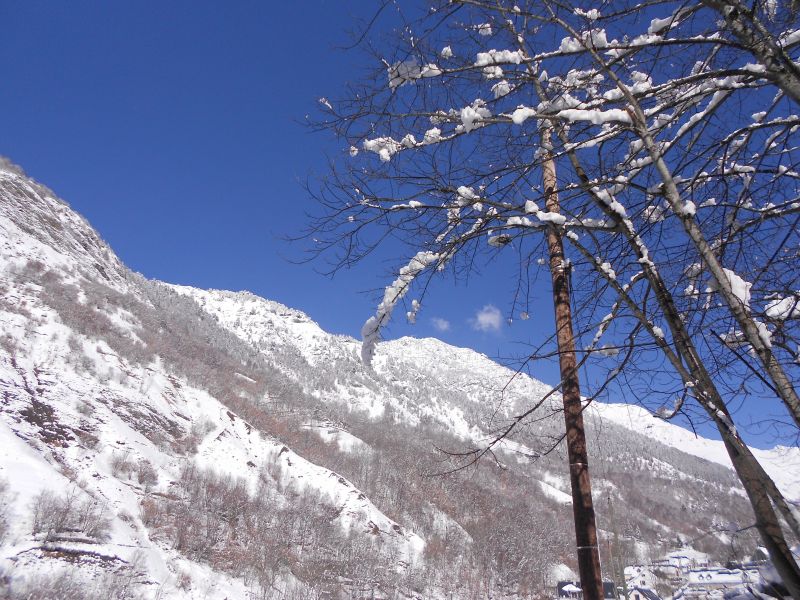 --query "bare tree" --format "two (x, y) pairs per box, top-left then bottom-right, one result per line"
(310, 0), (800, 595)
